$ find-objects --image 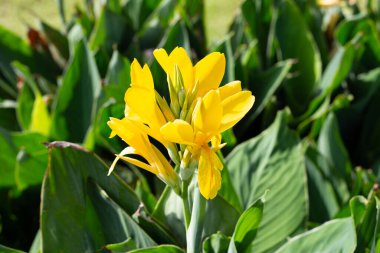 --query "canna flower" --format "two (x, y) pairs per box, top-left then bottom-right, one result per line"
(161, 81), (255, 199)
